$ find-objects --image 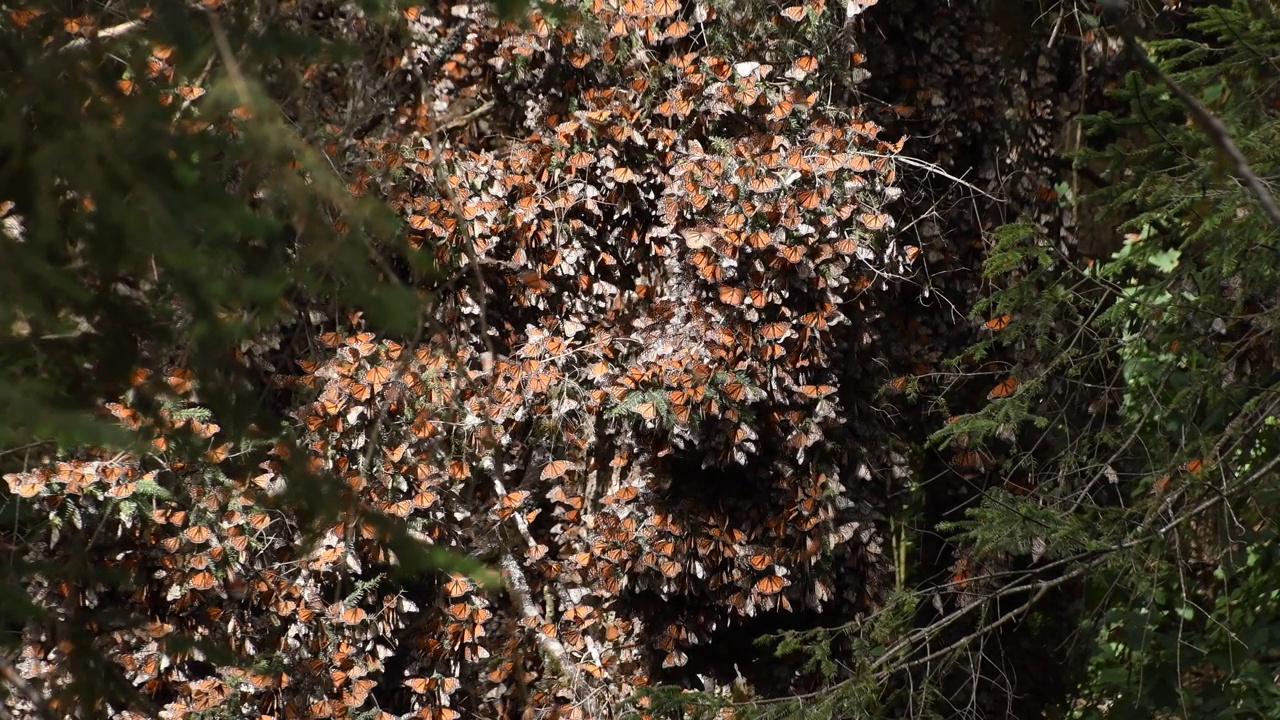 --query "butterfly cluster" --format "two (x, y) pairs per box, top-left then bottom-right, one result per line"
(3, 0), (914, 717)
